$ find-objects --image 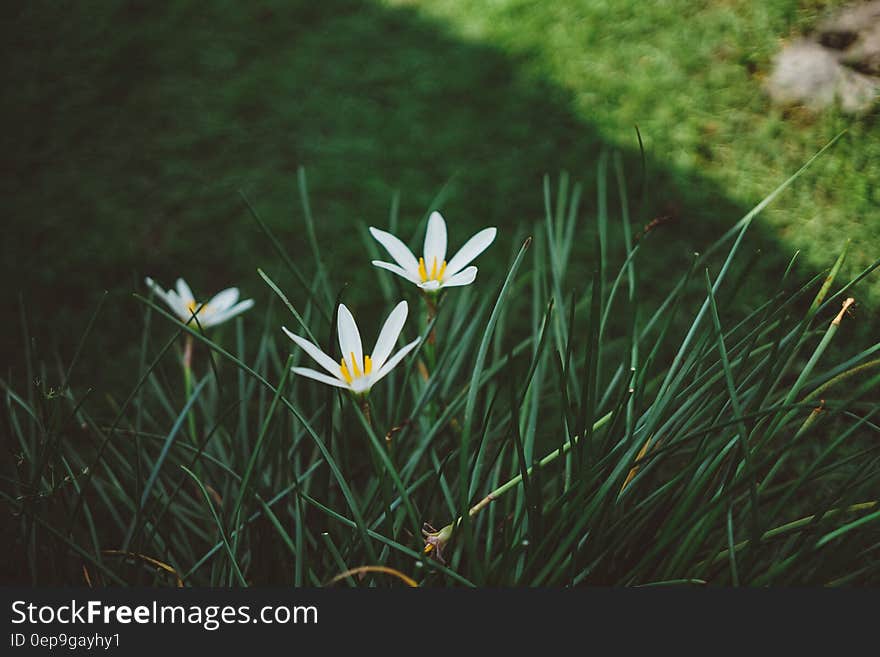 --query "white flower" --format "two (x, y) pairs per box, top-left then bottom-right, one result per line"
(369, 211), (497, 292)
(284, 300), (420, 395)
(145, 276), (255, 328)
